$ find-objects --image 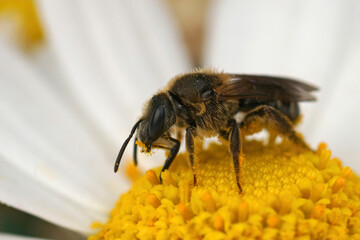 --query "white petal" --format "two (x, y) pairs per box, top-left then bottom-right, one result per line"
(35, 0), (191, 172)
(205, 0), (360, 171)
(0, 233), (47, 240)
(1, 0), (191, 233)
(308, 48), (360, 168)
(0, 39), (128, 233)
(35, 0), (191, 148)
